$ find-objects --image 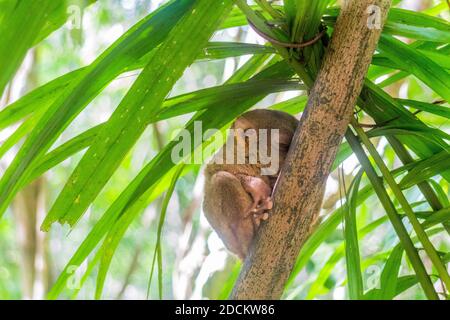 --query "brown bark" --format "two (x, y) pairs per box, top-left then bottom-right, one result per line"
(230, 0), (391, 299)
